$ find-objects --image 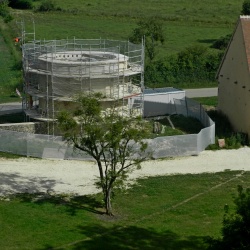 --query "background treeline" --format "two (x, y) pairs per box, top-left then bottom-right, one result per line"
(129, 17), (231, 89)
(145, 45), (224, 88)
(143, 30), (230, 88)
